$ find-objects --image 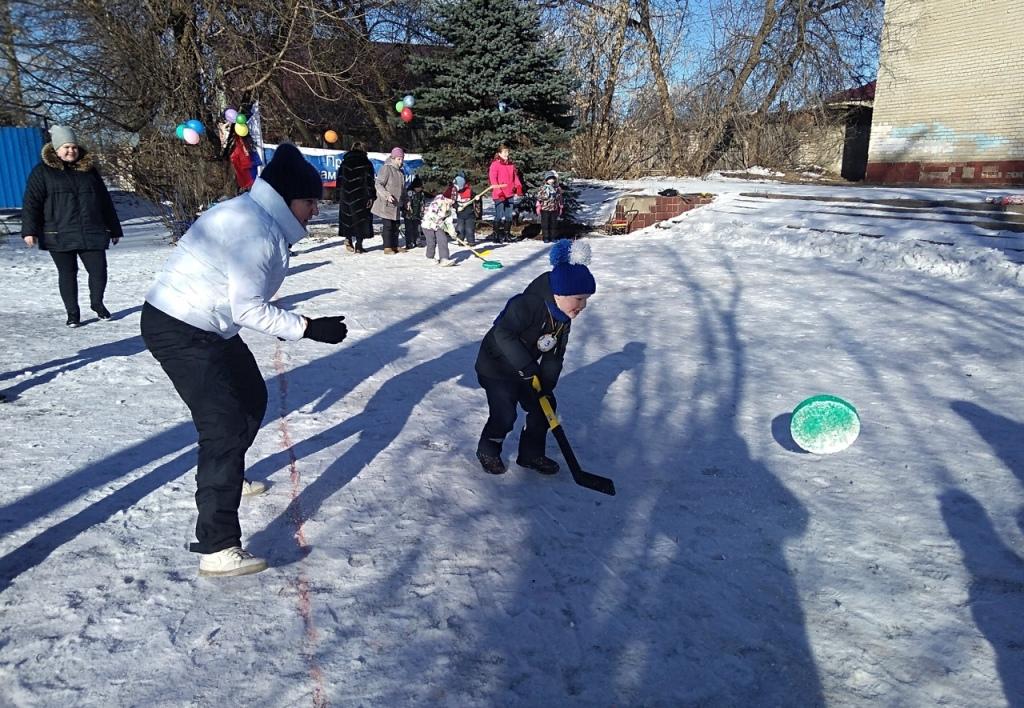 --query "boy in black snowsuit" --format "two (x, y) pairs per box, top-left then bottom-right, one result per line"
(474, 239), (597, 475)
(404, 175), (425, 248)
